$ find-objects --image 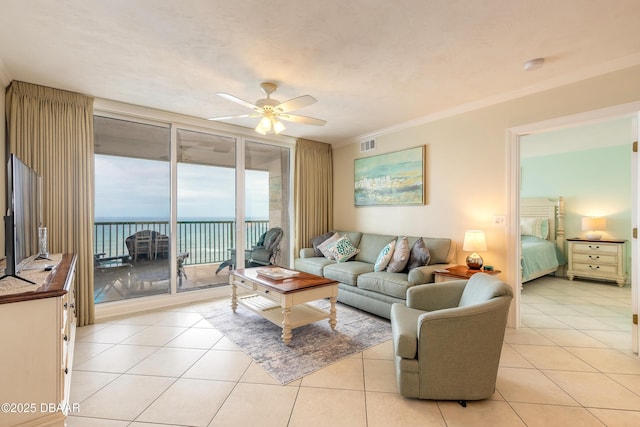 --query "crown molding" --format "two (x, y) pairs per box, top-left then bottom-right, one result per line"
(347, 53), (640, 146)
